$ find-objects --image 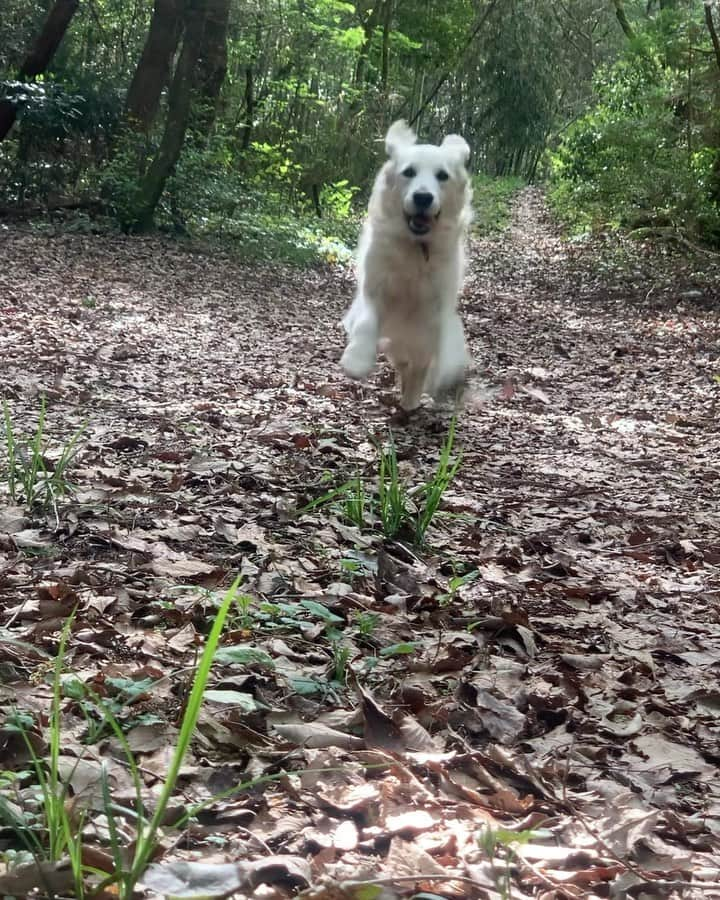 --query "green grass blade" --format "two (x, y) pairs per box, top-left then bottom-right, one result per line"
(127, 575), (242, 892)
